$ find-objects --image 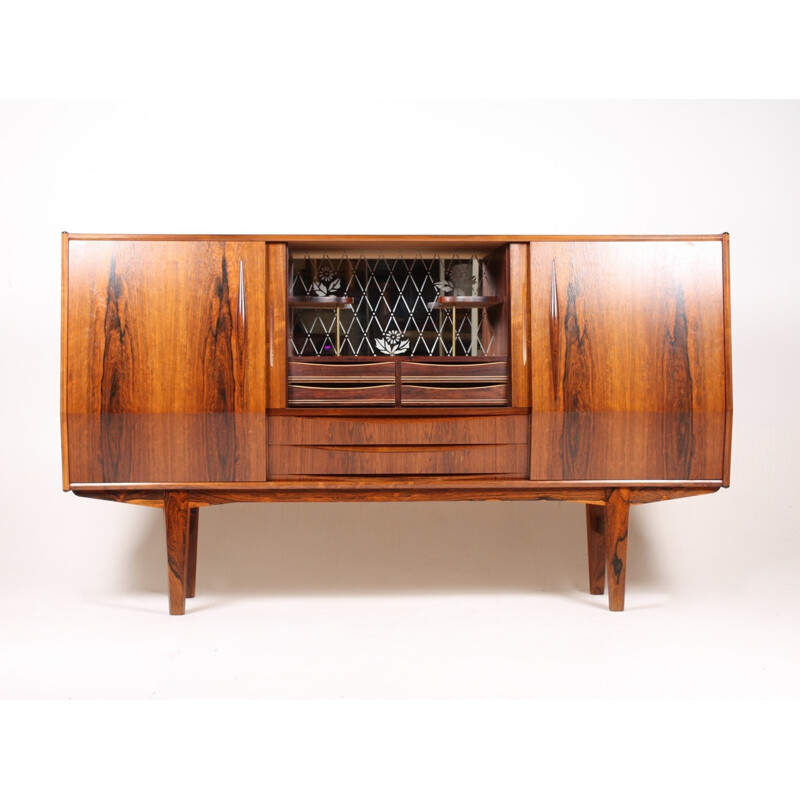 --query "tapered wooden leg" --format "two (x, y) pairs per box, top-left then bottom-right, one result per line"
(164, 491), (190, 615)
(586, 504), (605, 595)
(604, 488), (631, 612)
(186, 508), (199, 599)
